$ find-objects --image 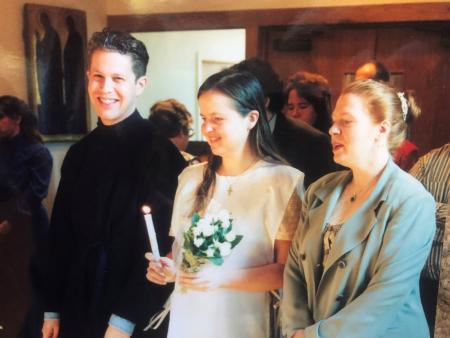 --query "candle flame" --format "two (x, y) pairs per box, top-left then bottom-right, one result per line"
(142, 205), (151, 214)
